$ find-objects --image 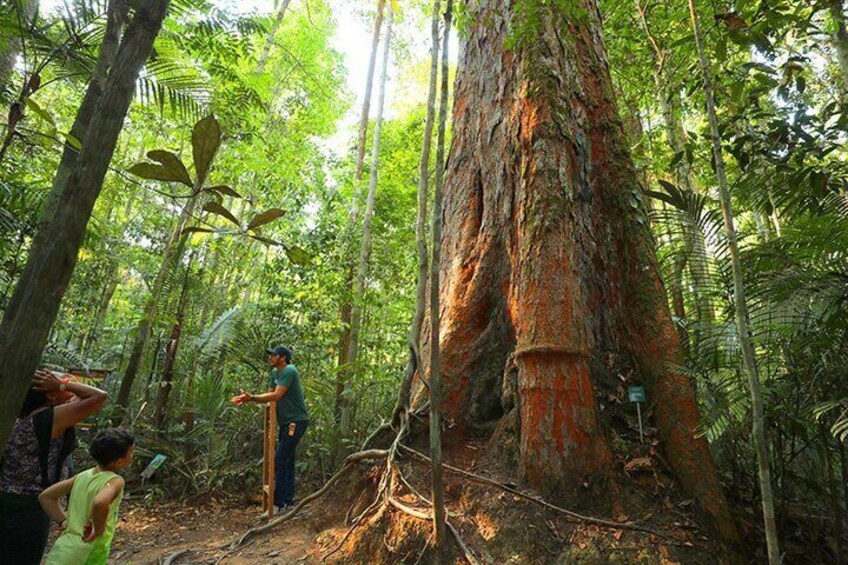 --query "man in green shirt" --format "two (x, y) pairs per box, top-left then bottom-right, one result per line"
(232, 346), (309, 514)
